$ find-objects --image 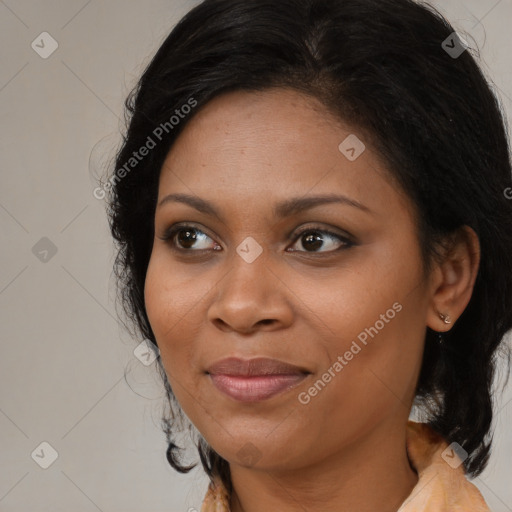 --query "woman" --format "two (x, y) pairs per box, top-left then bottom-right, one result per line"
(105, 0), (512, 510)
